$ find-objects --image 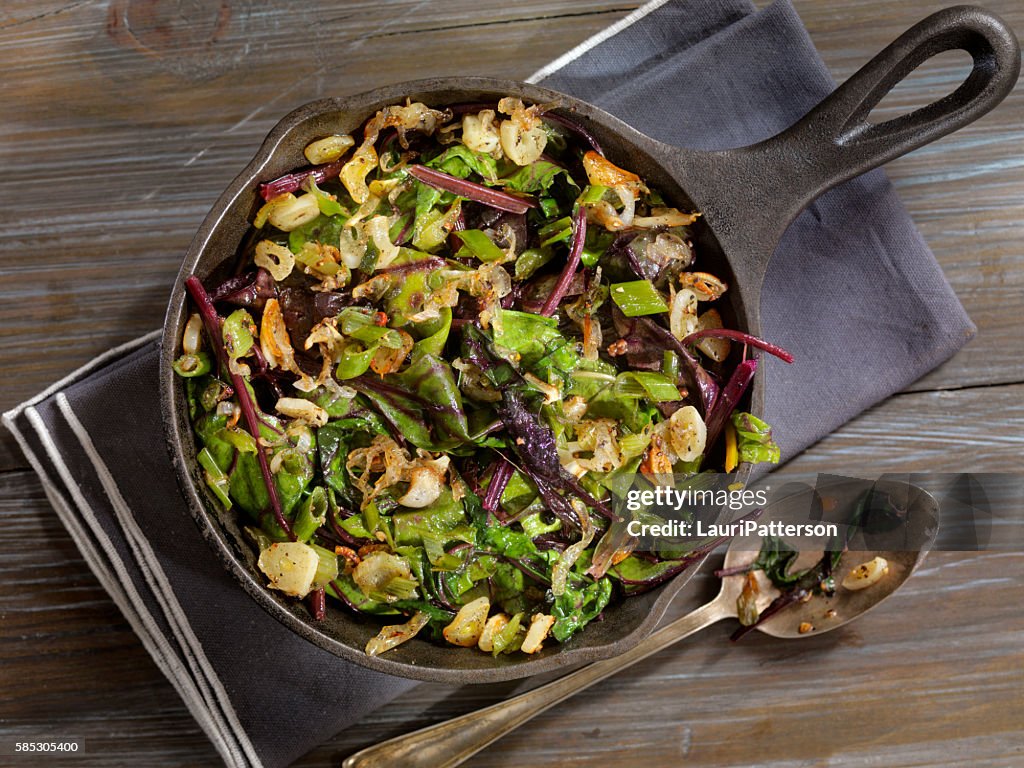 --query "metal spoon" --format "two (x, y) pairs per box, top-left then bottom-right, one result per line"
(343, 481), (939, 768)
